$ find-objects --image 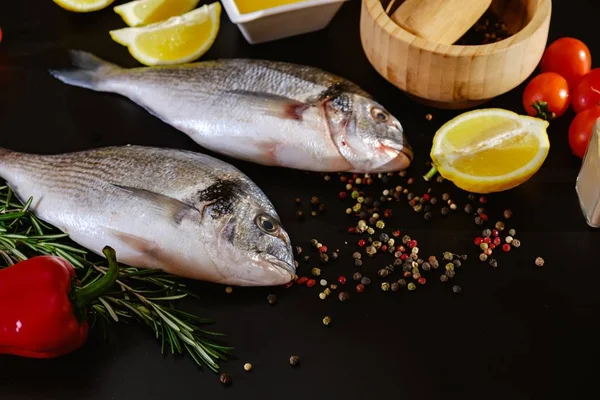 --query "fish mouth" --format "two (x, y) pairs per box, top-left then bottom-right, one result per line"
(258, 253), (296, 279)
(380, 137), (414, 161)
